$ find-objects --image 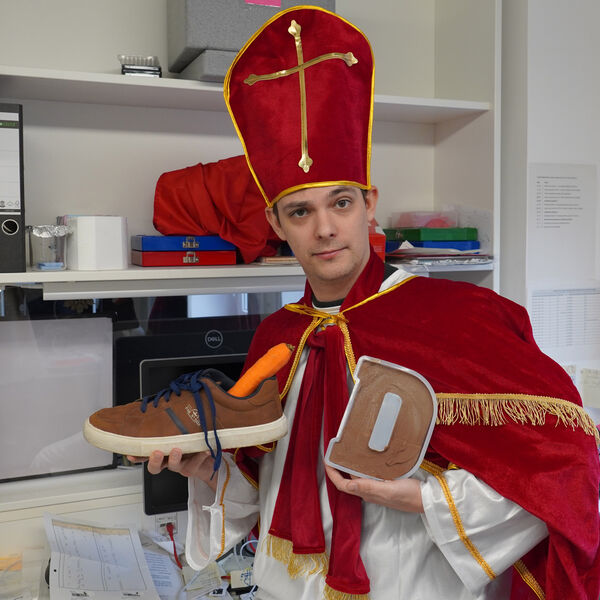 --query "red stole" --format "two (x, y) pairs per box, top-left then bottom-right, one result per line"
(235, 249), (600, 600)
